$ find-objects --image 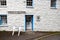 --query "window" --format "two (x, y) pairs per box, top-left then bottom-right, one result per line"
(1, 1), (6, 5)
(0, 15), (7, 25)
(0, 0), (6, 7)
(26, 0), (33, 7)
(51, 0), (56, 8)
